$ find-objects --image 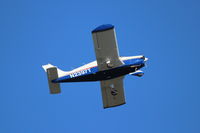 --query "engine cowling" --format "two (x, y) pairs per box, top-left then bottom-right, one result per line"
(130, 70), (144, 77)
